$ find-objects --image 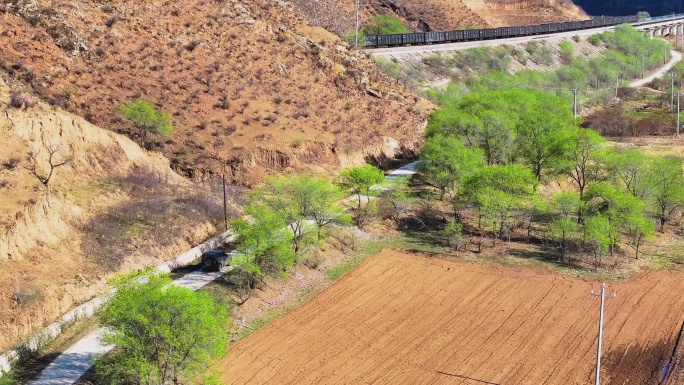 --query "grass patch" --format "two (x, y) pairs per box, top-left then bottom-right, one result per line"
(231, 285), (321, 342)
(326, 236), (391, 281)
(647, 240), (684, 269)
